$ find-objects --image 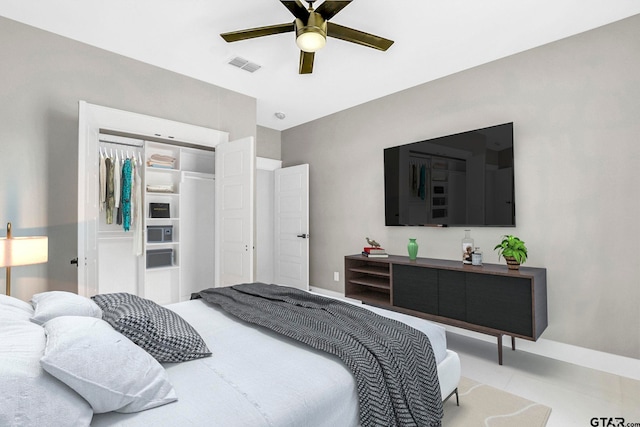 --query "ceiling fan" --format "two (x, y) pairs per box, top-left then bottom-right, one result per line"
(220, 0), (394, 74)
